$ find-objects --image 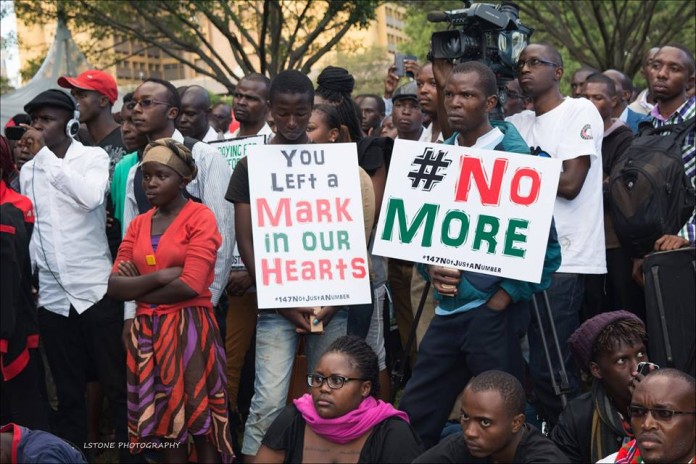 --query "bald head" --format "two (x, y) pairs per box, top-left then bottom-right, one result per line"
(177, 85), (212, 139)
(181, 85), (211, 108)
